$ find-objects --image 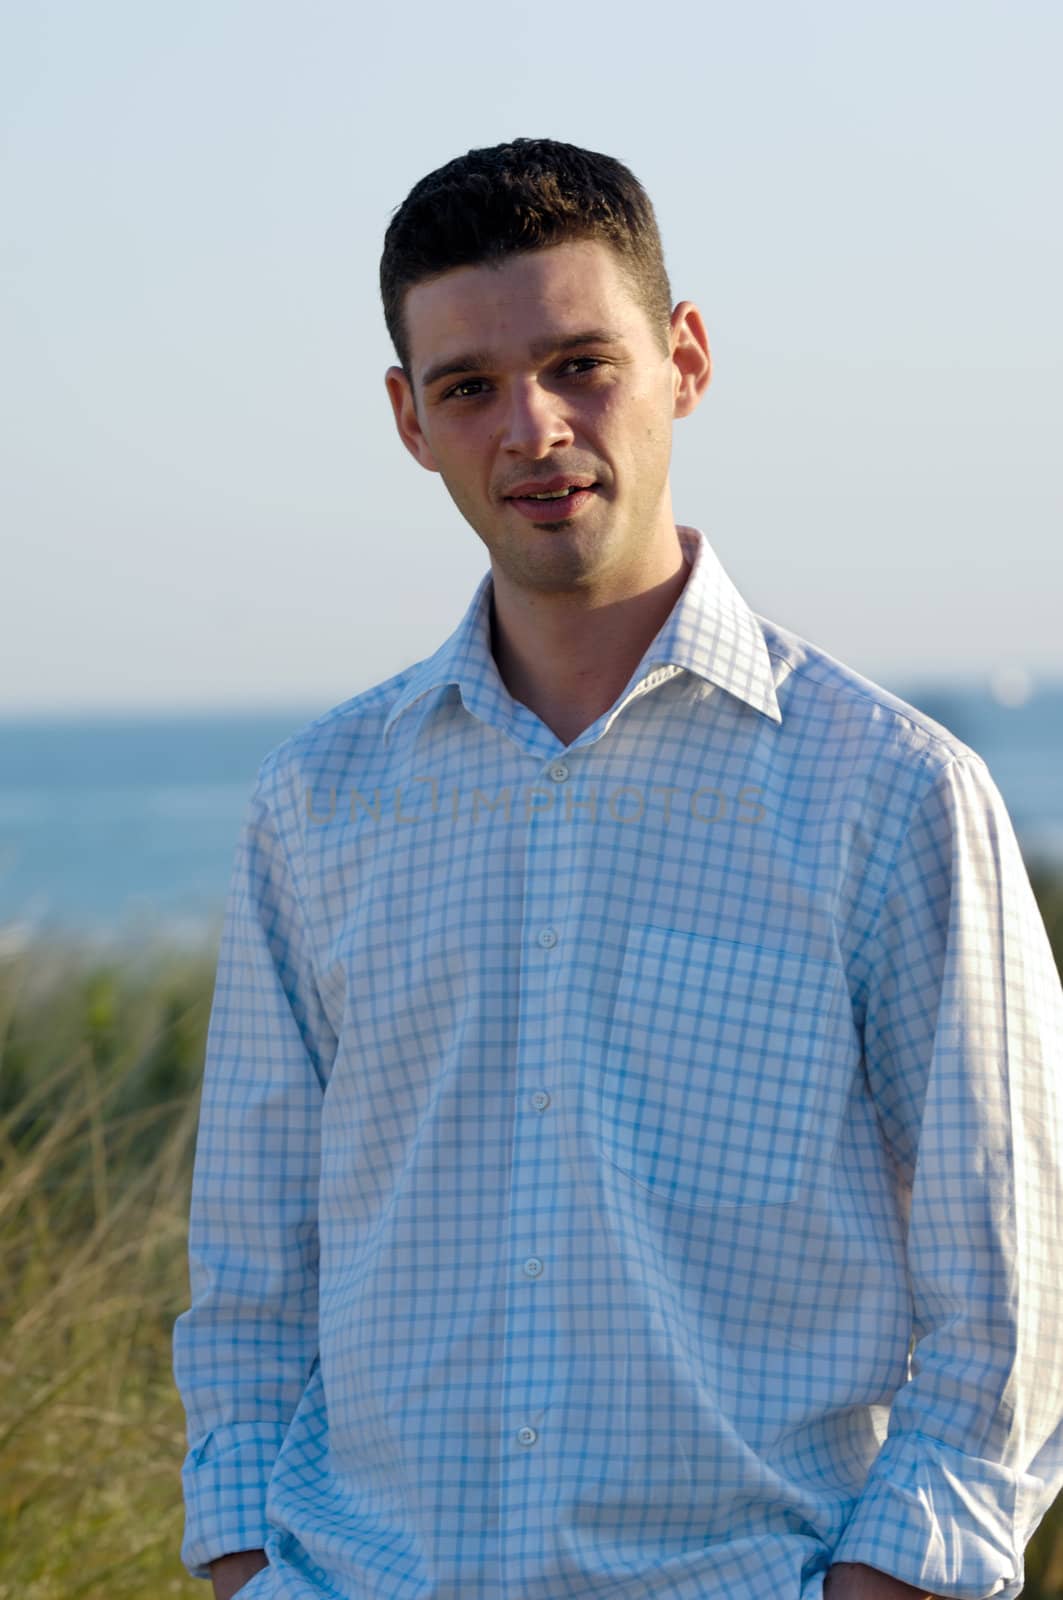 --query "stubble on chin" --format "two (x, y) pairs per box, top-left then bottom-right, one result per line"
(491, 523), (615, 598)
